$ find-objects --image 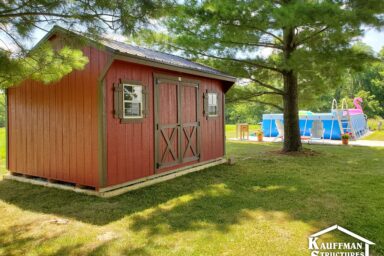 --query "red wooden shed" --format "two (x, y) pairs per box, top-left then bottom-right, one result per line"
(5, 26), (236, 196)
